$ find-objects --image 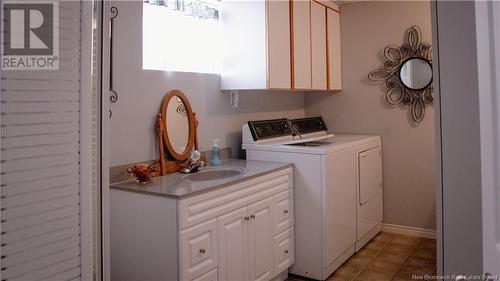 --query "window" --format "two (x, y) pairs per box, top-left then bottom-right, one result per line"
(143, 0), (220, 74)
